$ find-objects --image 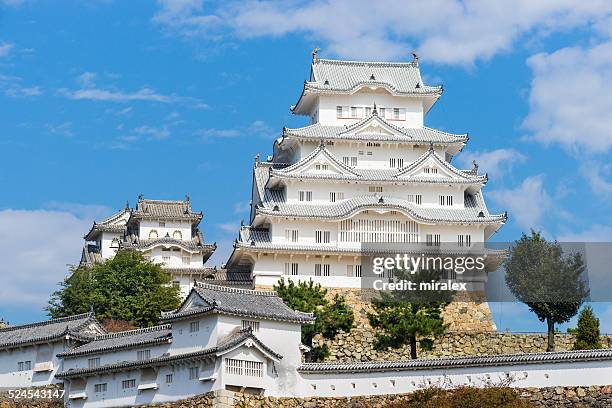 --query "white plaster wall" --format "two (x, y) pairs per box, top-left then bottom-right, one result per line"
(297, 142), (452, 170)
(146, 247), (204, 268)
(317, 92), (424, 127)
(99, 233), (122, 259)
(139, 220), (192, 242)
(294, 360), (612, 398)
(169, 315), (217, 354)
(64, 365), (215, 408)
(0, 341), (64, 388)
(282, 176), (469, 207)
(62, 343), (171, 372)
